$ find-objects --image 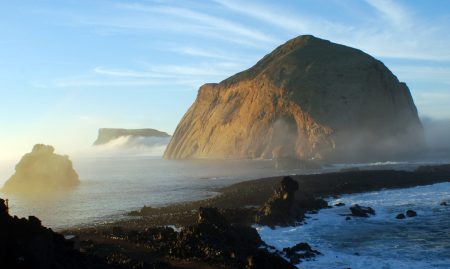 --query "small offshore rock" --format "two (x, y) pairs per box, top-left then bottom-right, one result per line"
(406, 210), (417, 217)
(396, 213), (406, 219)
(349, 204), (375, 217)
(440, 201), (448, 206)
(334, 202), (345, 207)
